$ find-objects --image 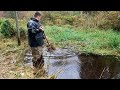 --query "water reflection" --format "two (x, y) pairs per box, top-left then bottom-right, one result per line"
(78, 53), (120, 79)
